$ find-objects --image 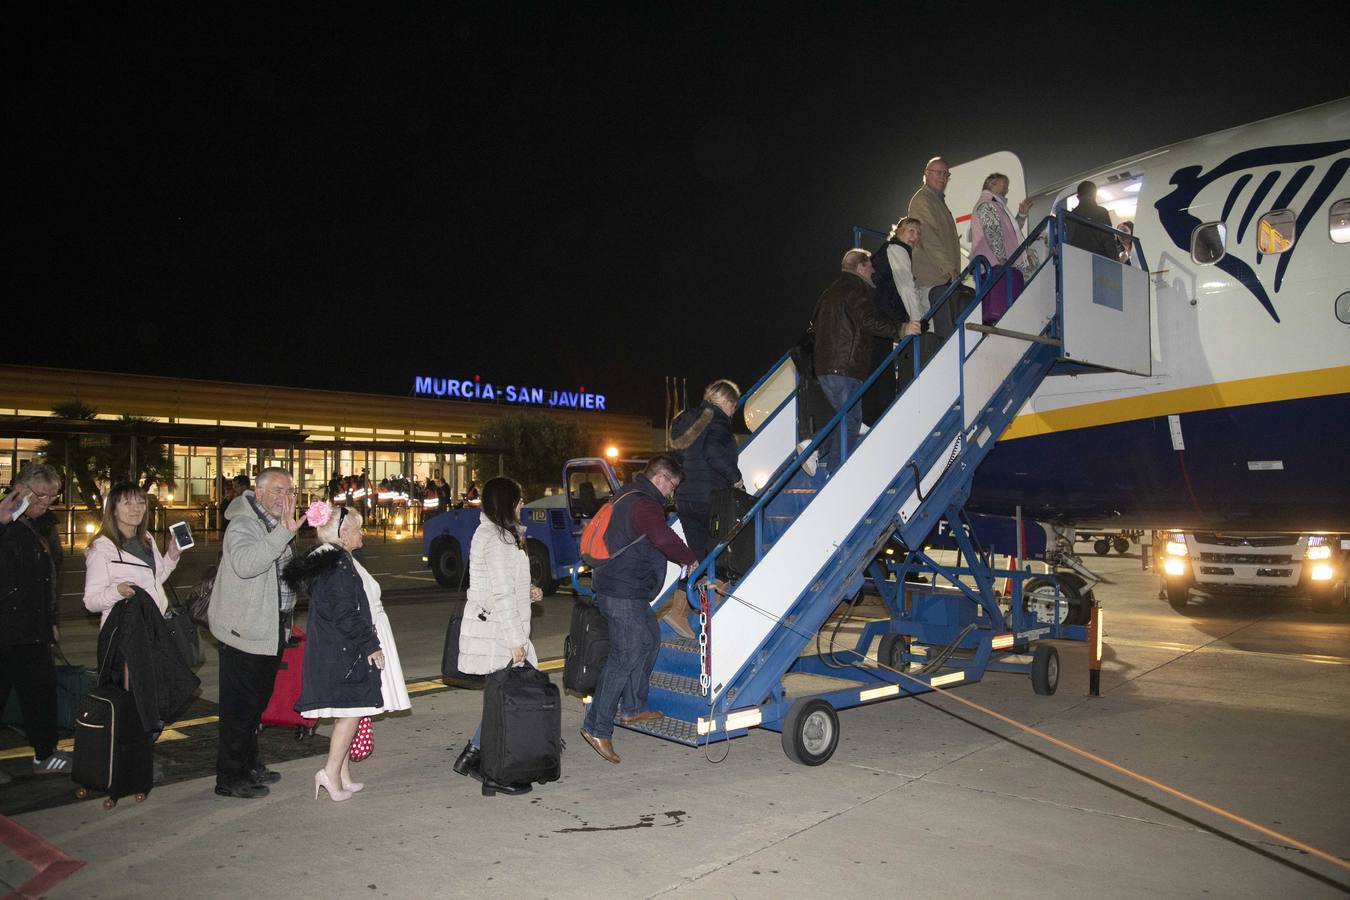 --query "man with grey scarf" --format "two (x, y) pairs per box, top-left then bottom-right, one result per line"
(208, 467), (302, 798)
